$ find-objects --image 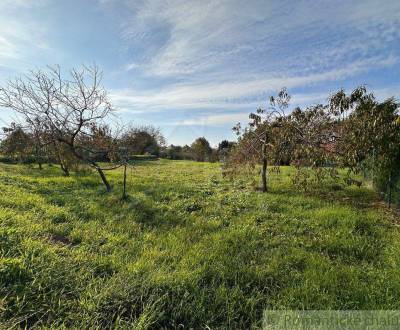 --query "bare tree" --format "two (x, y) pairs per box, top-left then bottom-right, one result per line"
(0, 65), (120, 191)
